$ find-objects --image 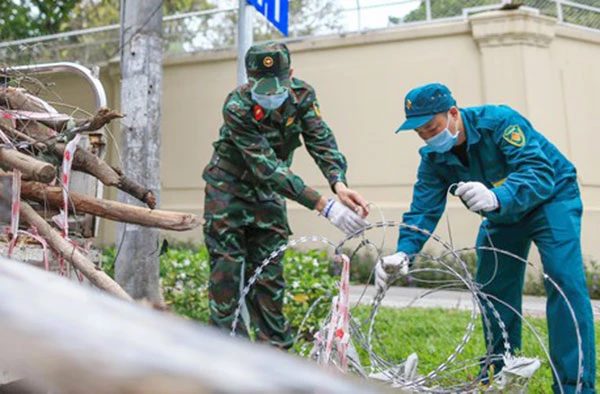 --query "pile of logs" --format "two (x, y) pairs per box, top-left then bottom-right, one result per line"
(0, 85), (202, 301)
